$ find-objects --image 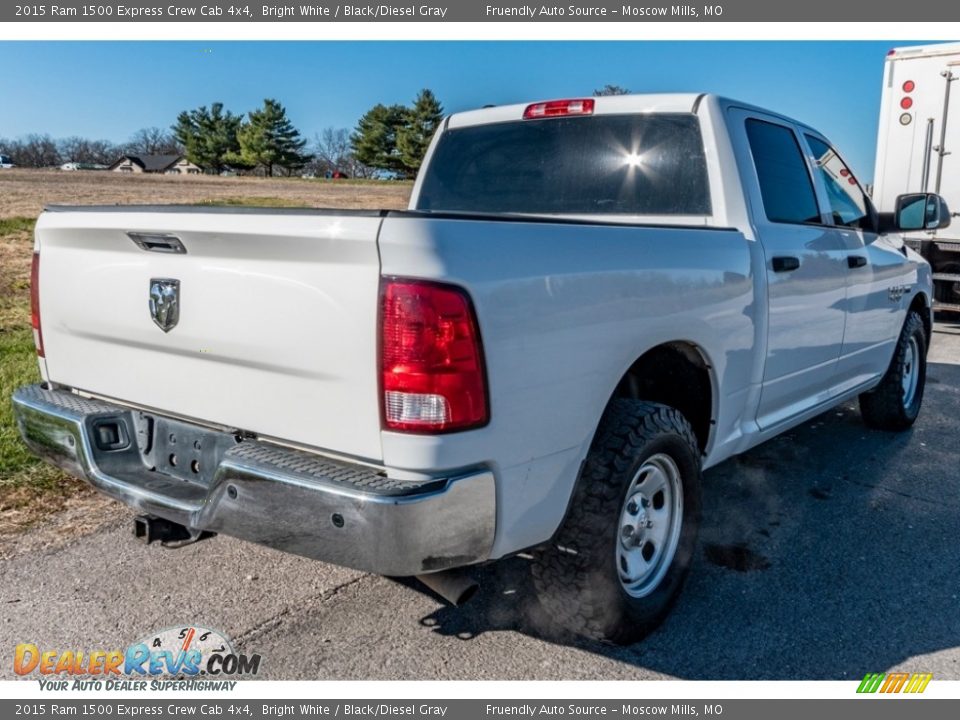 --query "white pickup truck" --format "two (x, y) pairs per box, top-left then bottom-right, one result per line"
(13, 94), (949, 644)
